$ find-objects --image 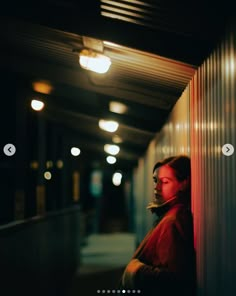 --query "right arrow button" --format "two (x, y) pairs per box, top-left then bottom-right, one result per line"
(222, 143), (234, 156)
